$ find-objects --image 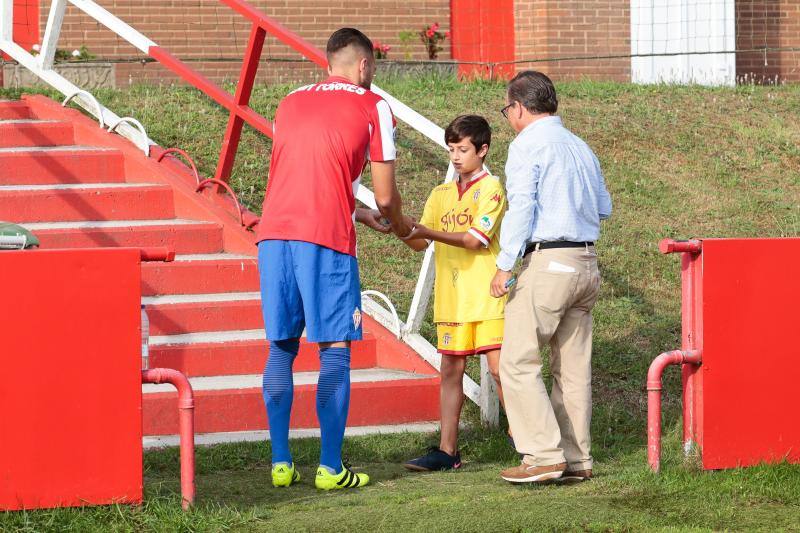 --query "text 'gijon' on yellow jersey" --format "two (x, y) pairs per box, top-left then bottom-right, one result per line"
(419, 171), (507, 323)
